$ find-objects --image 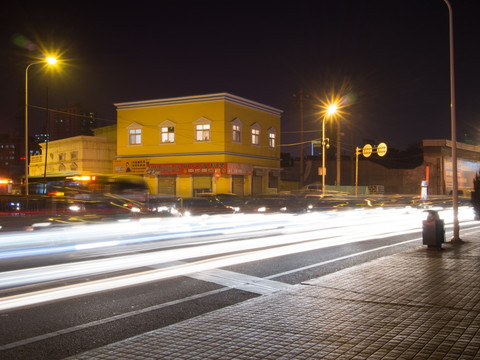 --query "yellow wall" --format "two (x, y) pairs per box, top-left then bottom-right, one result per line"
(115, 93), (282, 195)
(224, 101), (280, 168)
(29, 136), (116, 176)
(117, 101), (227, 157)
